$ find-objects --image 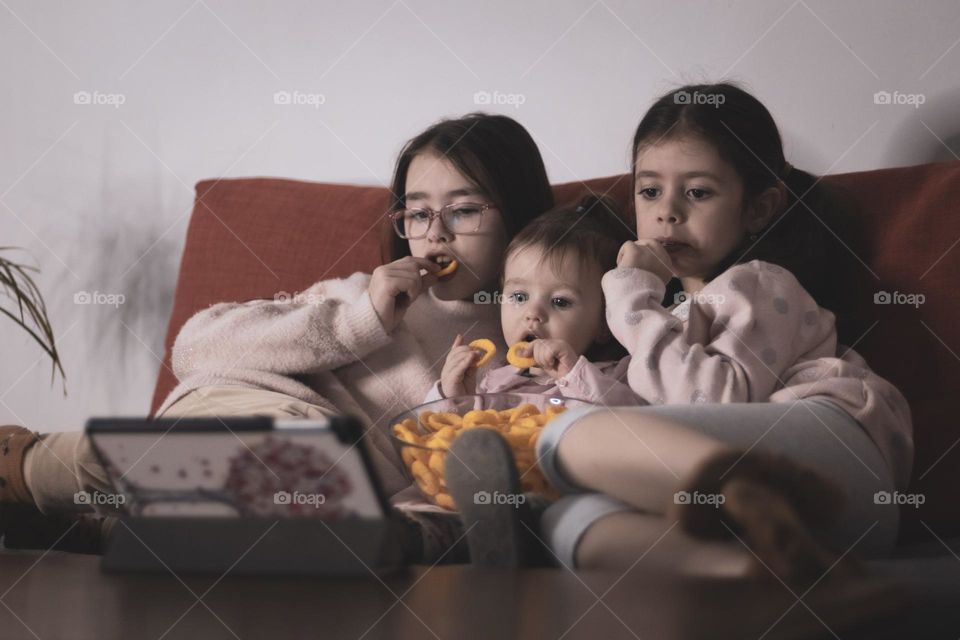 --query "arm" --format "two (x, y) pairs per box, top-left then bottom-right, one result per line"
(423, 381), (445, 404)
(556, 356), (644, 406)
(602, 261), (836, 404)
(172, 272), (391, 380)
